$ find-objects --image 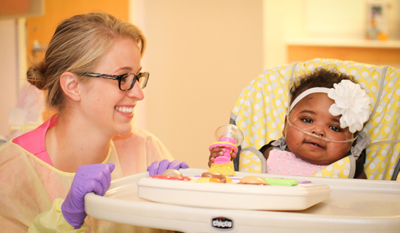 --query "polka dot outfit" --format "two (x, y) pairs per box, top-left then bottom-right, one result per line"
(233, 58), (400, 180)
